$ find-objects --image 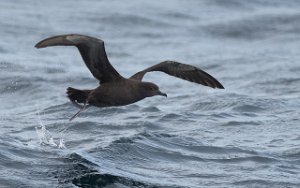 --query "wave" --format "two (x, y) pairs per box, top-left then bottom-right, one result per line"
(202, 12), (300, 40)
(60, 153), (173, 188)
(52, 131), (292, 187)
(72, 173), (160, 188)
(88, 132), (272, 164)
(233, 179), (300, 187)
